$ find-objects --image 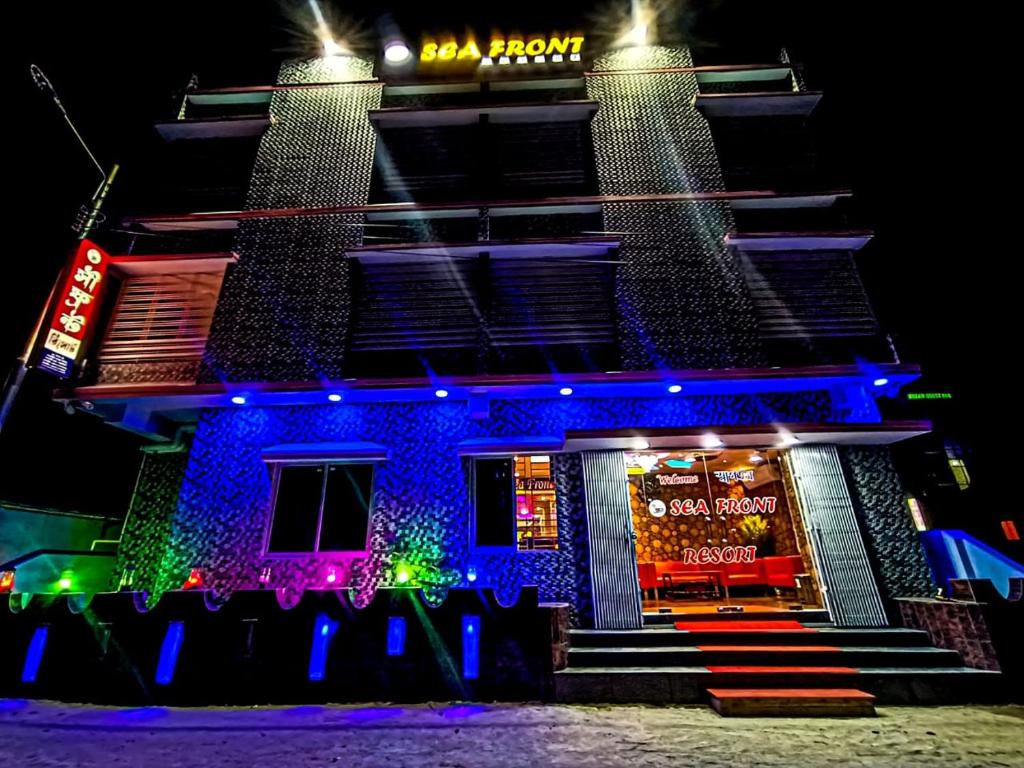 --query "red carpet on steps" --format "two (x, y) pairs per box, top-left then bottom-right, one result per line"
(706, 666), (858, 674)
(674, 620), (815, 632)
